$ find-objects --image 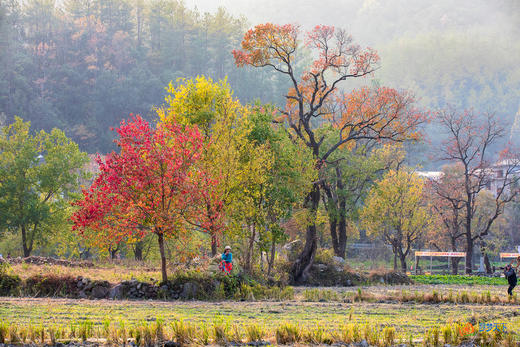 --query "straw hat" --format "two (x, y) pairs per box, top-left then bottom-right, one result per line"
(224, 245), (231, 251)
